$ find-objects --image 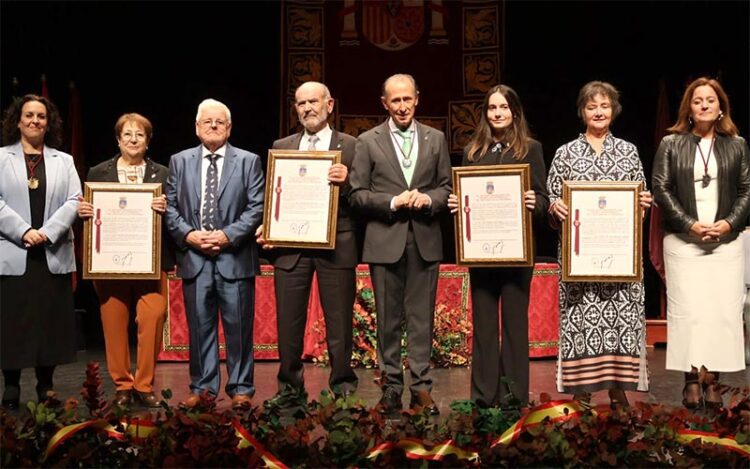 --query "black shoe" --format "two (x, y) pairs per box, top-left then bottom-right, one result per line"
(265, 385), (308, 412)
(377, 387), (402, 418)
(2, 386), (20, 410)
(112, 390), (132, 406)
(410, 390), (440, 416)
(134, 390), (161, 408)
